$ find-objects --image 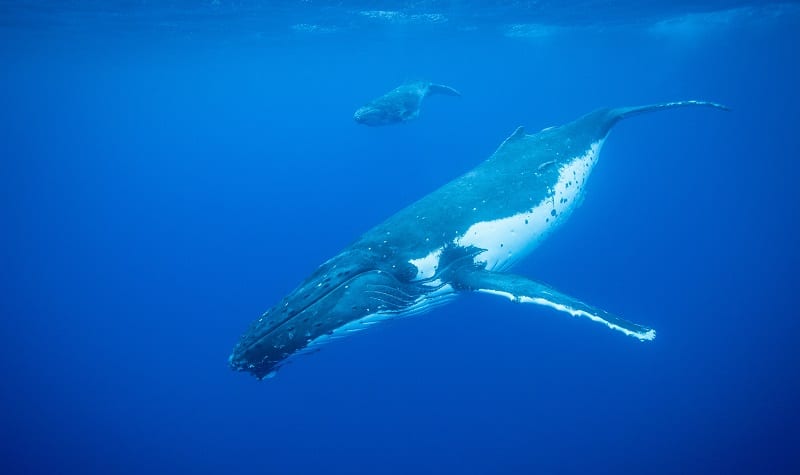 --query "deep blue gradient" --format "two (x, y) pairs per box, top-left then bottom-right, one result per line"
(2, 2), (799, 474)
